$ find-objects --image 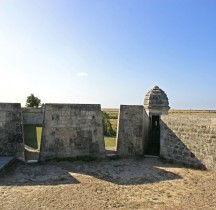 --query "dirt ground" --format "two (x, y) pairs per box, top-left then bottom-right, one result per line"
(0, 157), (215, 210)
